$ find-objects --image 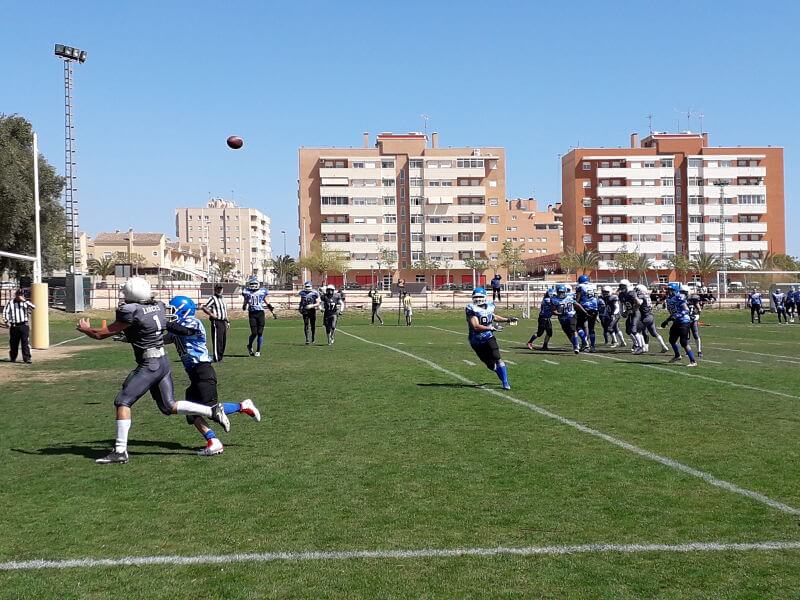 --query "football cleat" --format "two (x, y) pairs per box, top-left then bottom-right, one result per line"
(643, 344), (650, 353)
(211, 404), (231, 433)
(198, 438), (224, 456)
(96, 450), (129, 464)
(687, 362), (698, 368)
(254, 351), (261, 357)
(660, 346), (669, 353)
(669, 356), (682, 363)
(573, 348), (580, 354)
(526, 342), (534, 350)
(247, 347), (255, 357)
(633, 348), (644, 355)
(240, 399), (261, 422)
(502, 384), (511, 390)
